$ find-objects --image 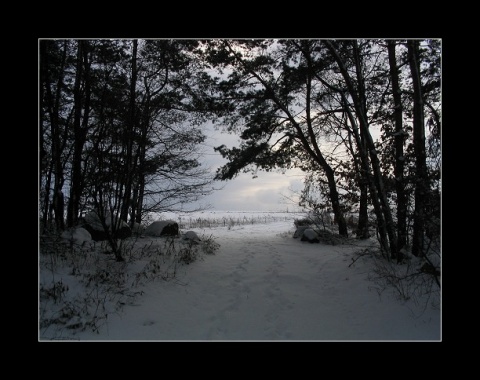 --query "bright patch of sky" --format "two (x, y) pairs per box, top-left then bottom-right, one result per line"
(193, 121), (305, 212)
